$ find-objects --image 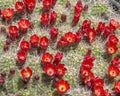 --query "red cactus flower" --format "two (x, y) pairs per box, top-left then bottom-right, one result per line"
(39, 36), (49, 49)
(43, 0), (52, 11)
(110, 19), (120, 32)
(66, 1), (71, 9)
(0, 78), (5, 84)
(84, 48), (92, 58)
(114, 80), (120, 93)
(75, 31), (82, 43)
(50, 27), (58, 41)
(17, 51), (27, 64)
(58, 36), (69, 47)
(15, 1), (25, 13)
(30, 34), (39, 47)
(21, 67), (32, 80)
(106, 43), (118, 55)
(103, 26), (112, 38)
(83, 4), (88, 11)
(72, 13), (80, 26)
(111, 56), (120, 66)
(81, 66), (91, 78)
(50, 11), (57, 26)
(18, 19), (31, 33)
(108, 65), (119, 78)
(93, 77), (104, 87)
(9, 25), (19, 40)
(55, 64), (67, 77)
(42, 52), (53, 64)
(52, 0), (57, 7)
(108, 34), (119, 45)
(83, 71), (94, 86)
(74, 2), (83, 14)
(96, 22), (105, 36)
(104, 89), (112, 96)
(81, 20), (91, 36)
(20, 40), (30, 52)
(53, 52), (63, 65)
(87, 27), (96, 43)
(82, 60), (93, 70)
(24, 0), (36, 13)
(84, 54), (96, 63)
(93, 86), (105, 96)
(64, 32), (76, 44)
(56, 80), (70, 94)
(41, 13), (50, 26)
(2, 8), (14, 22)
(61, 14), (67, 23)
(44, 63), (55, 76)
